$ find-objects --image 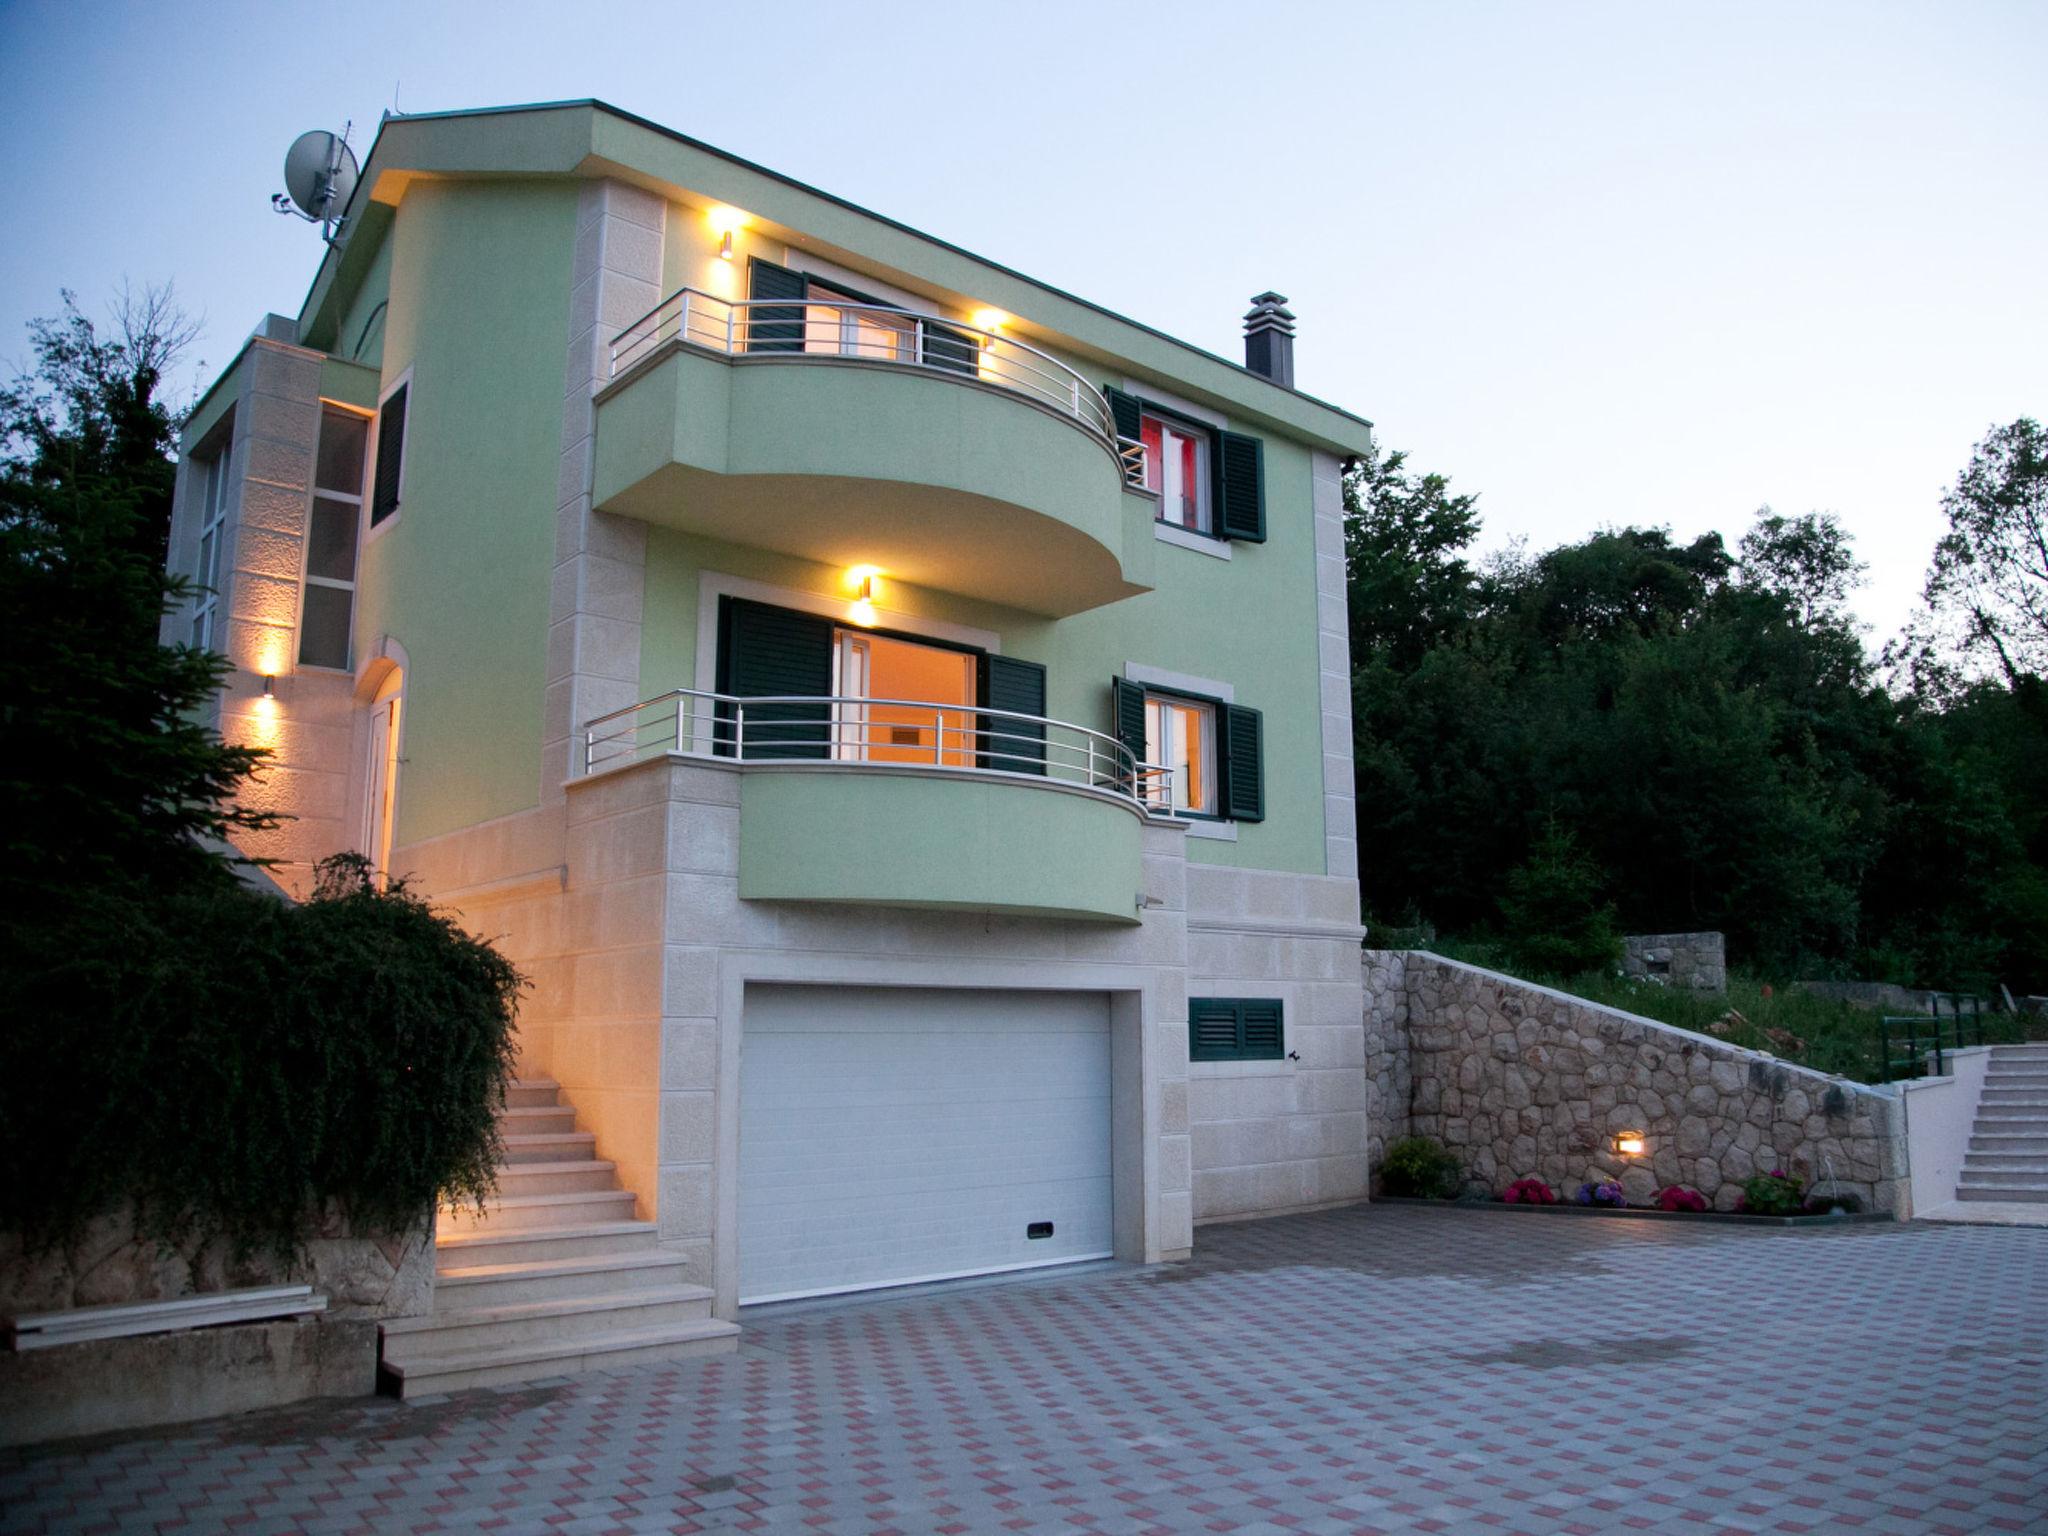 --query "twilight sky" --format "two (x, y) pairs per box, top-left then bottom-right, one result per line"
(2, 0), (2042, 643)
